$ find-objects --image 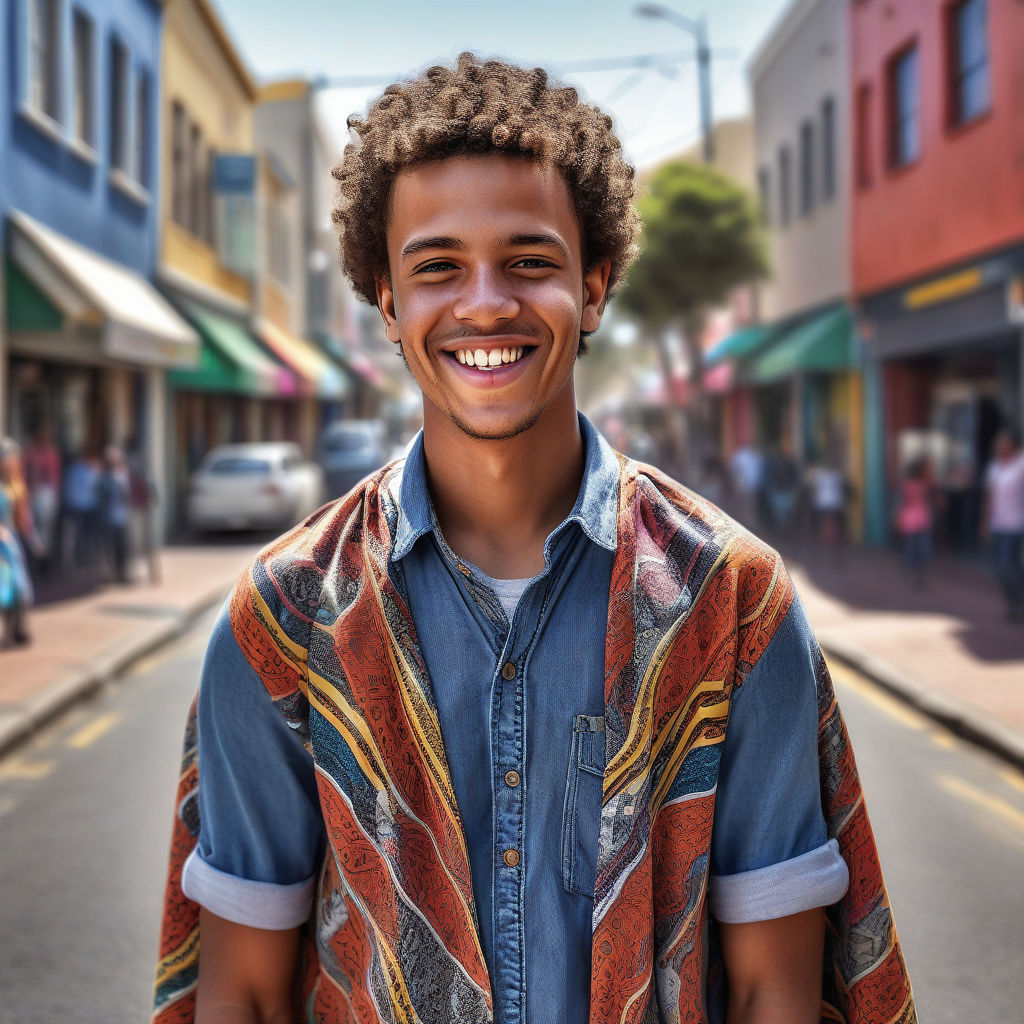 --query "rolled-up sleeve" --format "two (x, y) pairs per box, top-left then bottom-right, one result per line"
(180, 600), (325, 929)
(709, 594), (849, 924)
